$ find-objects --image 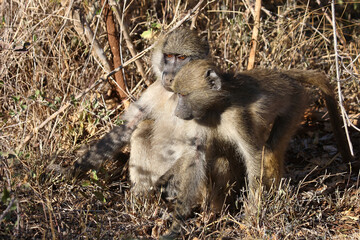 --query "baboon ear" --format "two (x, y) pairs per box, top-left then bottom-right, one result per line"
(205, 69), (222, 90)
